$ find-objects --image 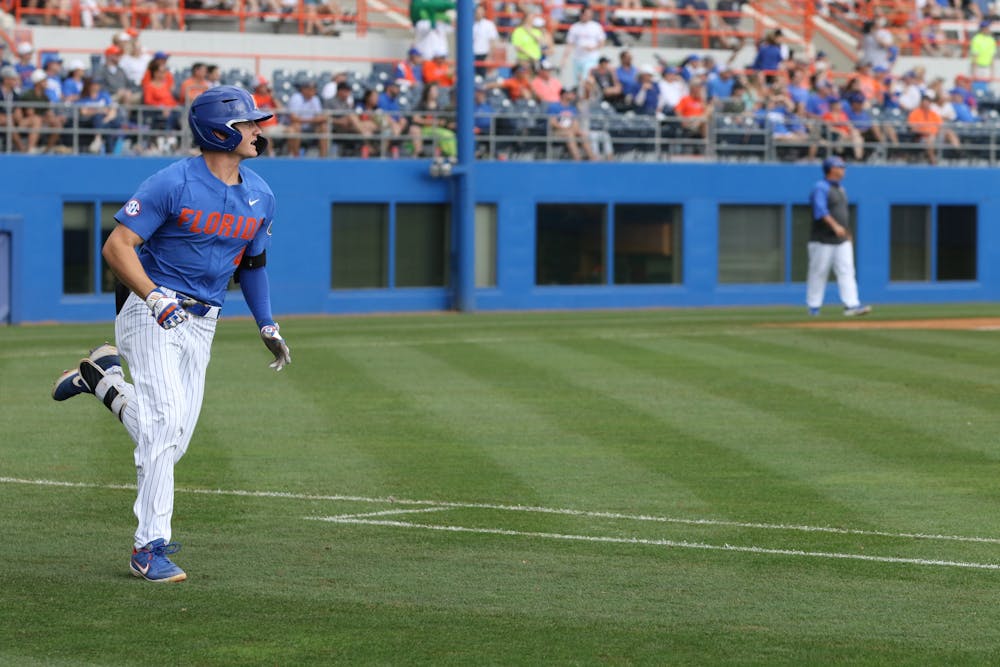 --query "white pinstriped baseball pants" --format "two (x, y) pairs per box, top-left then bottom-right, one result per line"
(114, 292), (216, 549)
(806, 240), (861, 309)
